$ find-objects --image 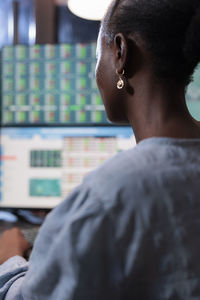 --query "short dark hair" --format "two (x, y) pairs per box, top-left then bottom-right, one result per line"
(102, 0), (200, 86)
